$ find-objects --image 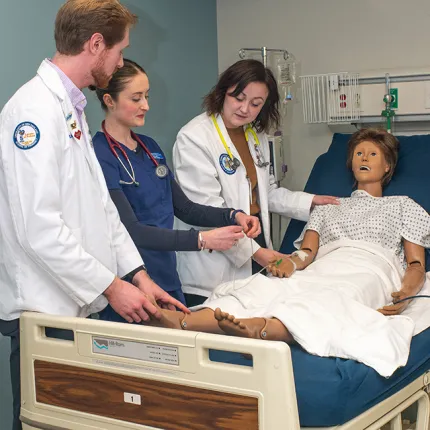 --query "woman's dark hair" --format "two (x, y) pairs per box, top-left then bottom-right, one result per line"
(203, 59), (280, 133)
(346, 128), (399, 187)
(92, 59), (146, 111)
